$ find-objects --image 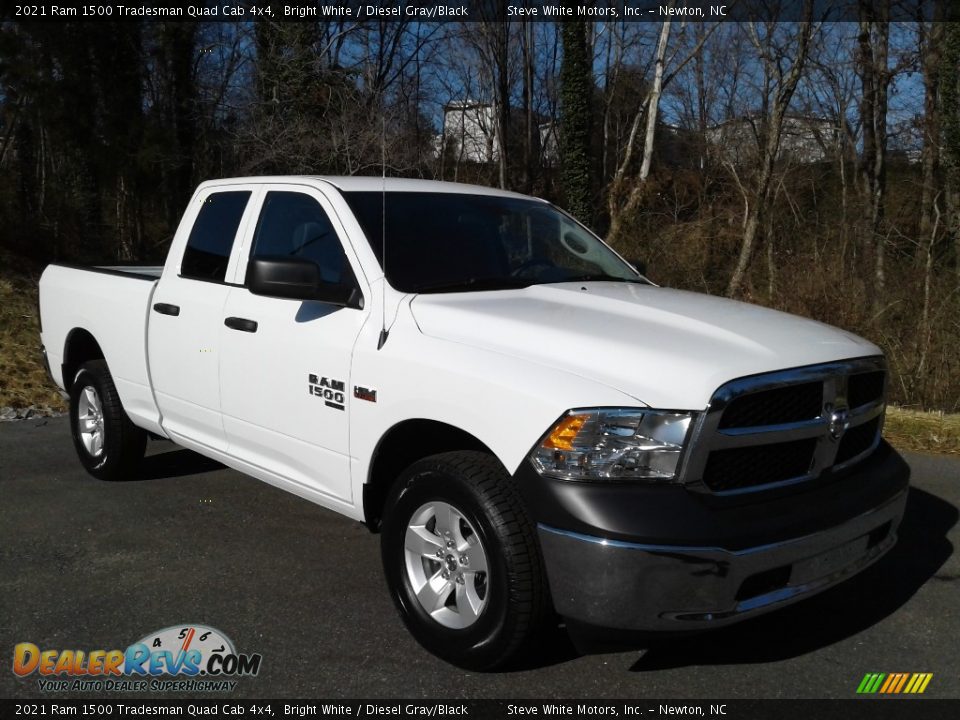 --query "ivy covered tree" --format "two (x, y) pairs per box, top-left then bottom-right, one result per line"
(559, 20), (593, 226)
